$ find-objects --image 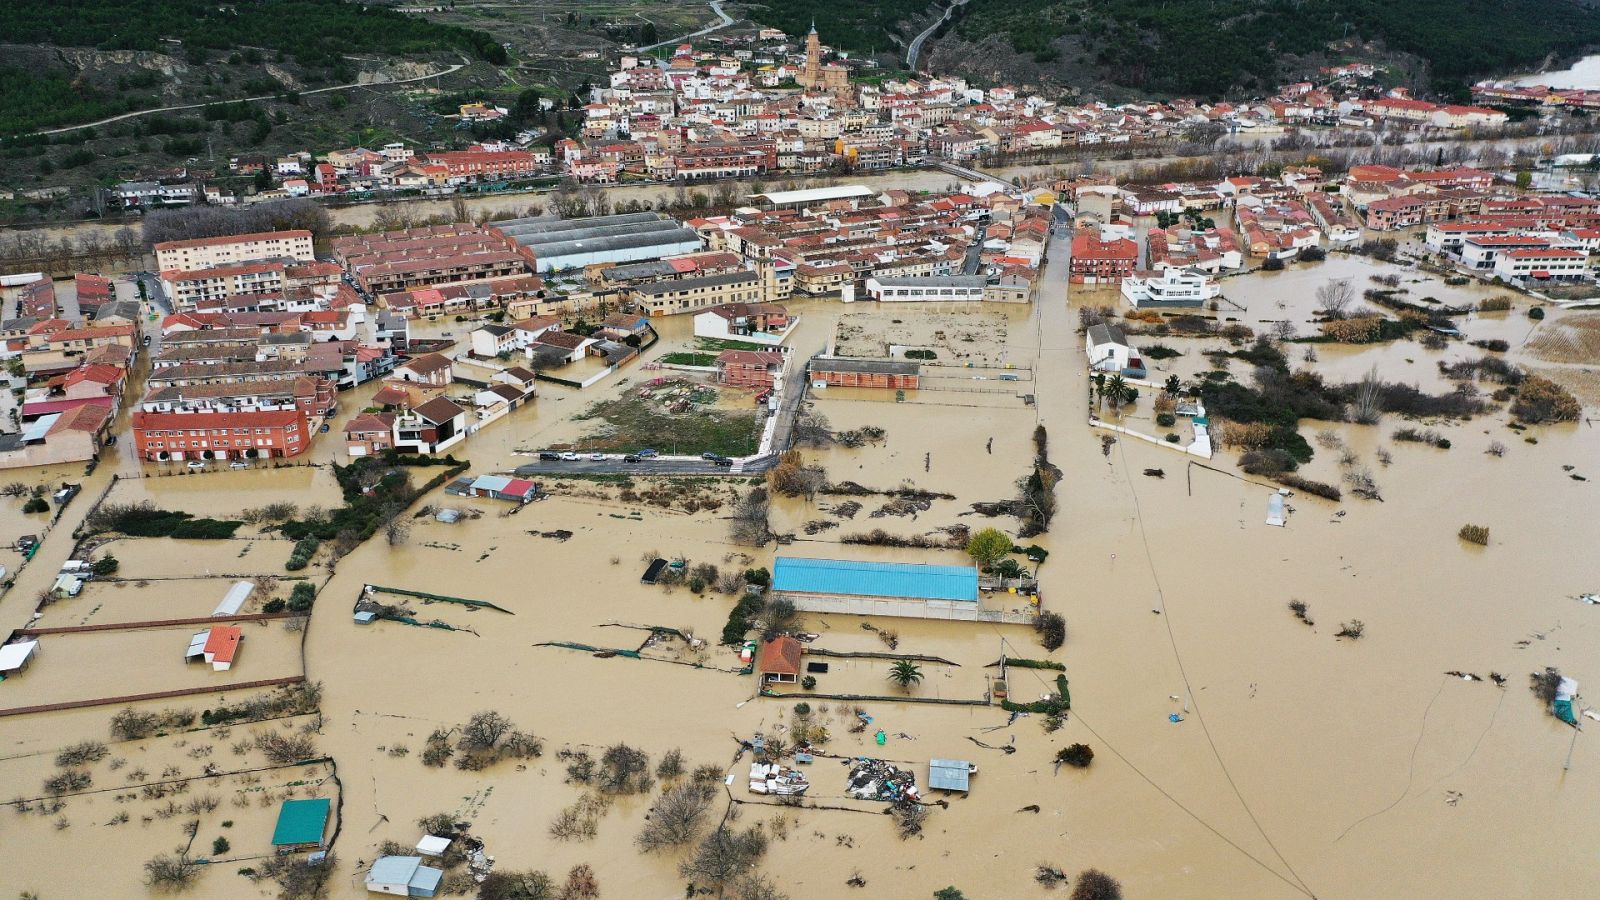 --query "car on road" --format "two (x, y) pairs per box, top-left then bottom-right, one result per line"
(229, 461), (249, 469)
(185, 460), (207, 470)
(142, 335), (152, 346)
(711, 457), (734, 467)
(623, 454), (642, 463)
(638, 449), (659, 458)
(700, 452), (721, 461)
(558, 452), (580, 461)
(538, 451), (561, 461)
(587, 452), (606, 461)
